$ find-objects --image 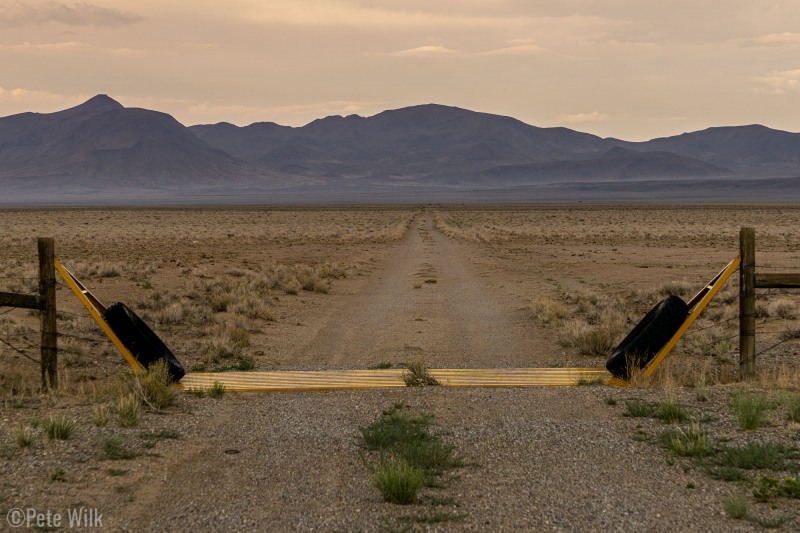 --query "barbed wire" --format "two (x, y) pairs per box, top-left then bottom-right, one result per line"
(754, 264), (800, 270)
(0, 306), (19, 317)
(0, 330), (37, 340)
(0, 337), (40, 365)
(754, 337), (800, 358)
(56, 309), (84, 318)
(681, 333), (739, 355)
(684, 315), (739, 335)
(56, 331), (105, 343)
